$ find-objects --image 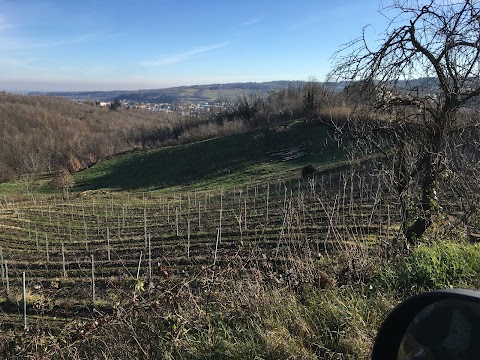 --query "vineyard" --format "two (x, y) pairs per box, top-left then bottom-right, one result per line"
(0, 167), (401, 357)
(2, 0), (479, 355)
